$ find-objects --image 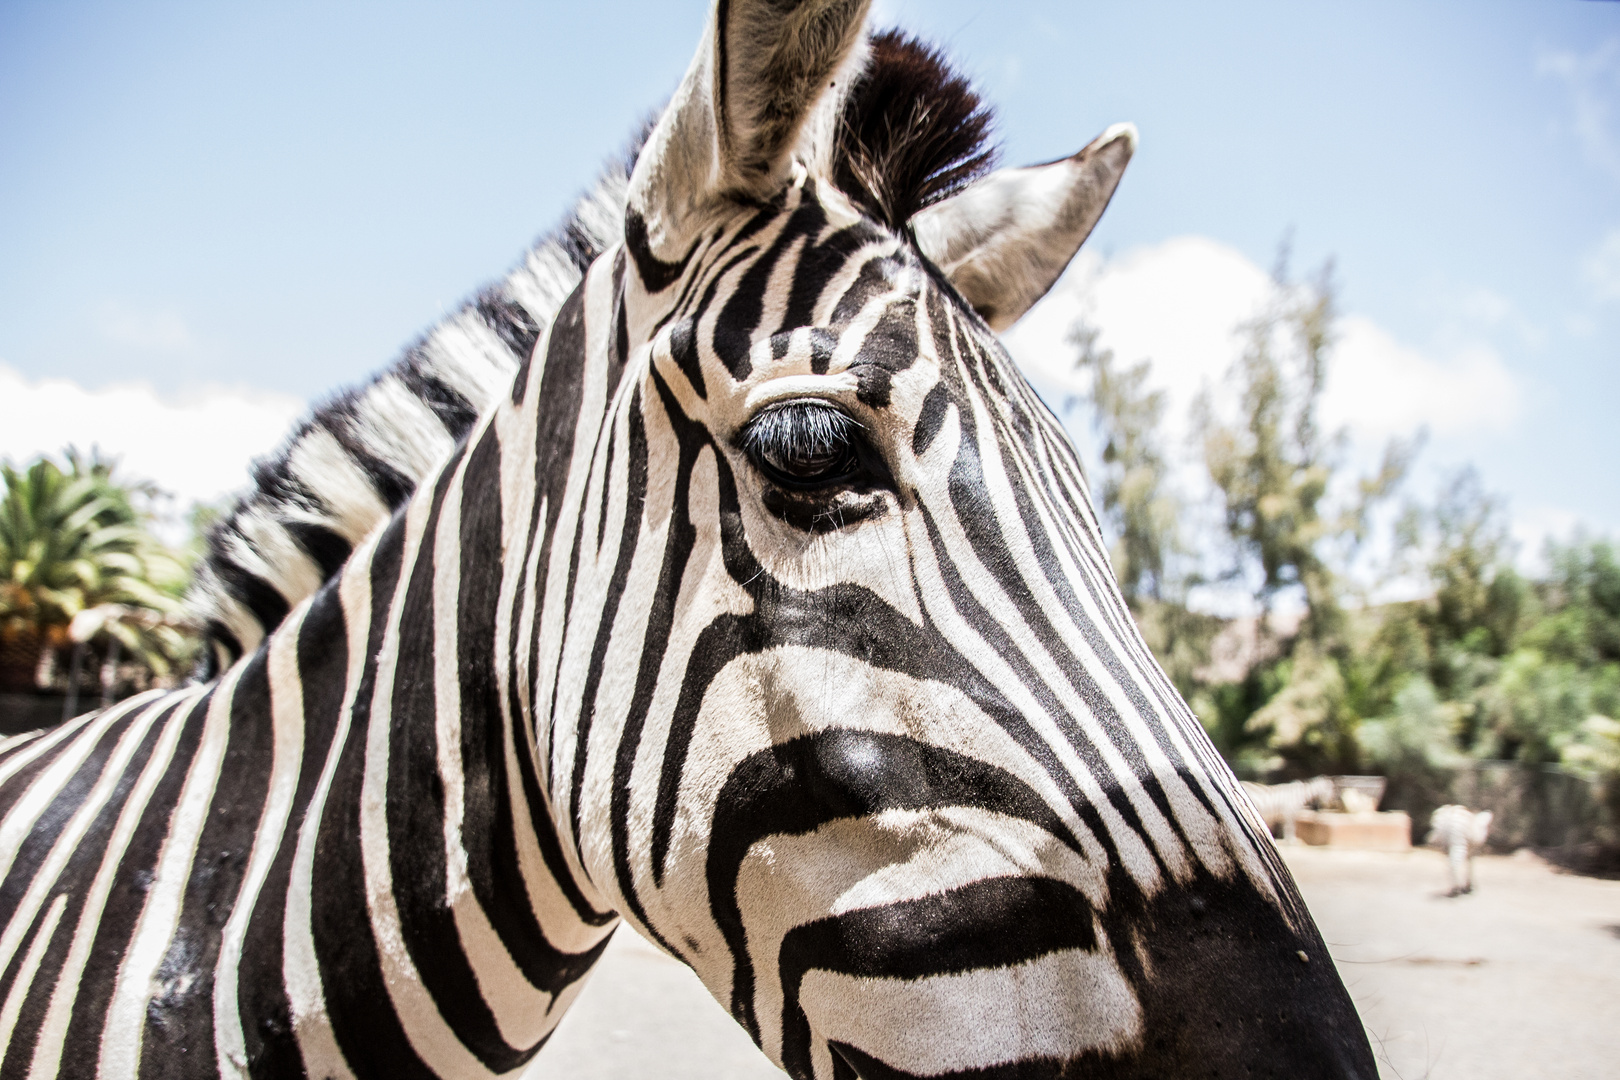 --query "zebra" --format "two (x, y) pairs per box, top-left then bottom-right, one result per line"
(0, 3), (1380, 1078)
(1242, 776), (1339, 842)
(1427, 804), (1493, 896)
